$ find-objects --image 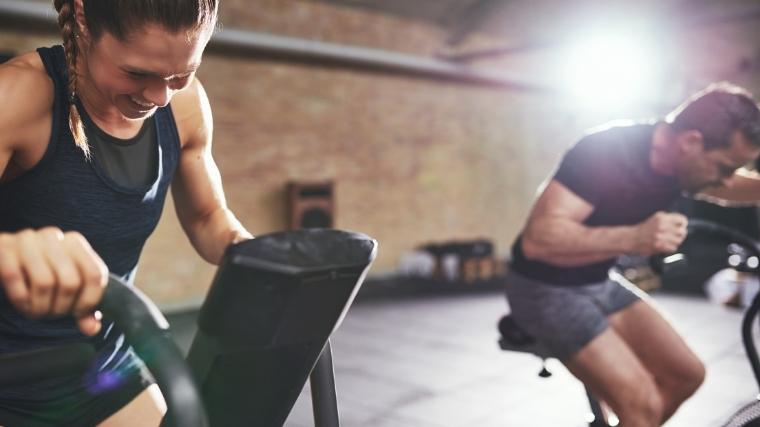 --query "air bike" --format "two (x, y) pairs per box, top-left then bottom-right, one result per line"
(497, 219), (760, 427)
(0, 228), (377, 427)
